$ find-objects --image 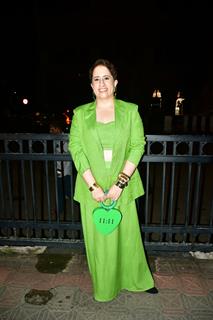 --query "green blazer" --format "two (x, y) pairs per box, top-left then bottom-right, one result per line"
(68, 99), (146, 205)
